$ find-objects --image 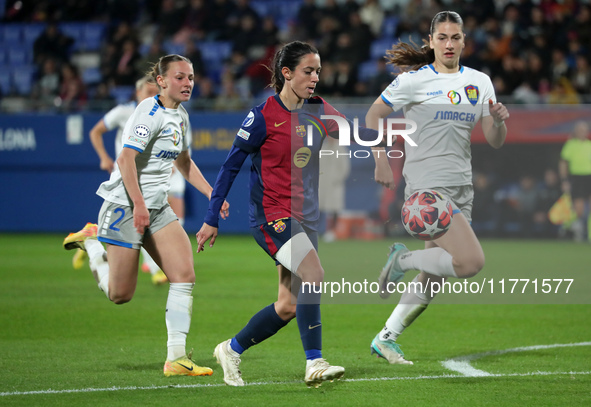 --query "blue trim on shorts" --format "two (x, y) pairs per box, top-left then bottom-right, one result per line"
(98, 236), (133, 248)
(451, 208), (472, 225)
